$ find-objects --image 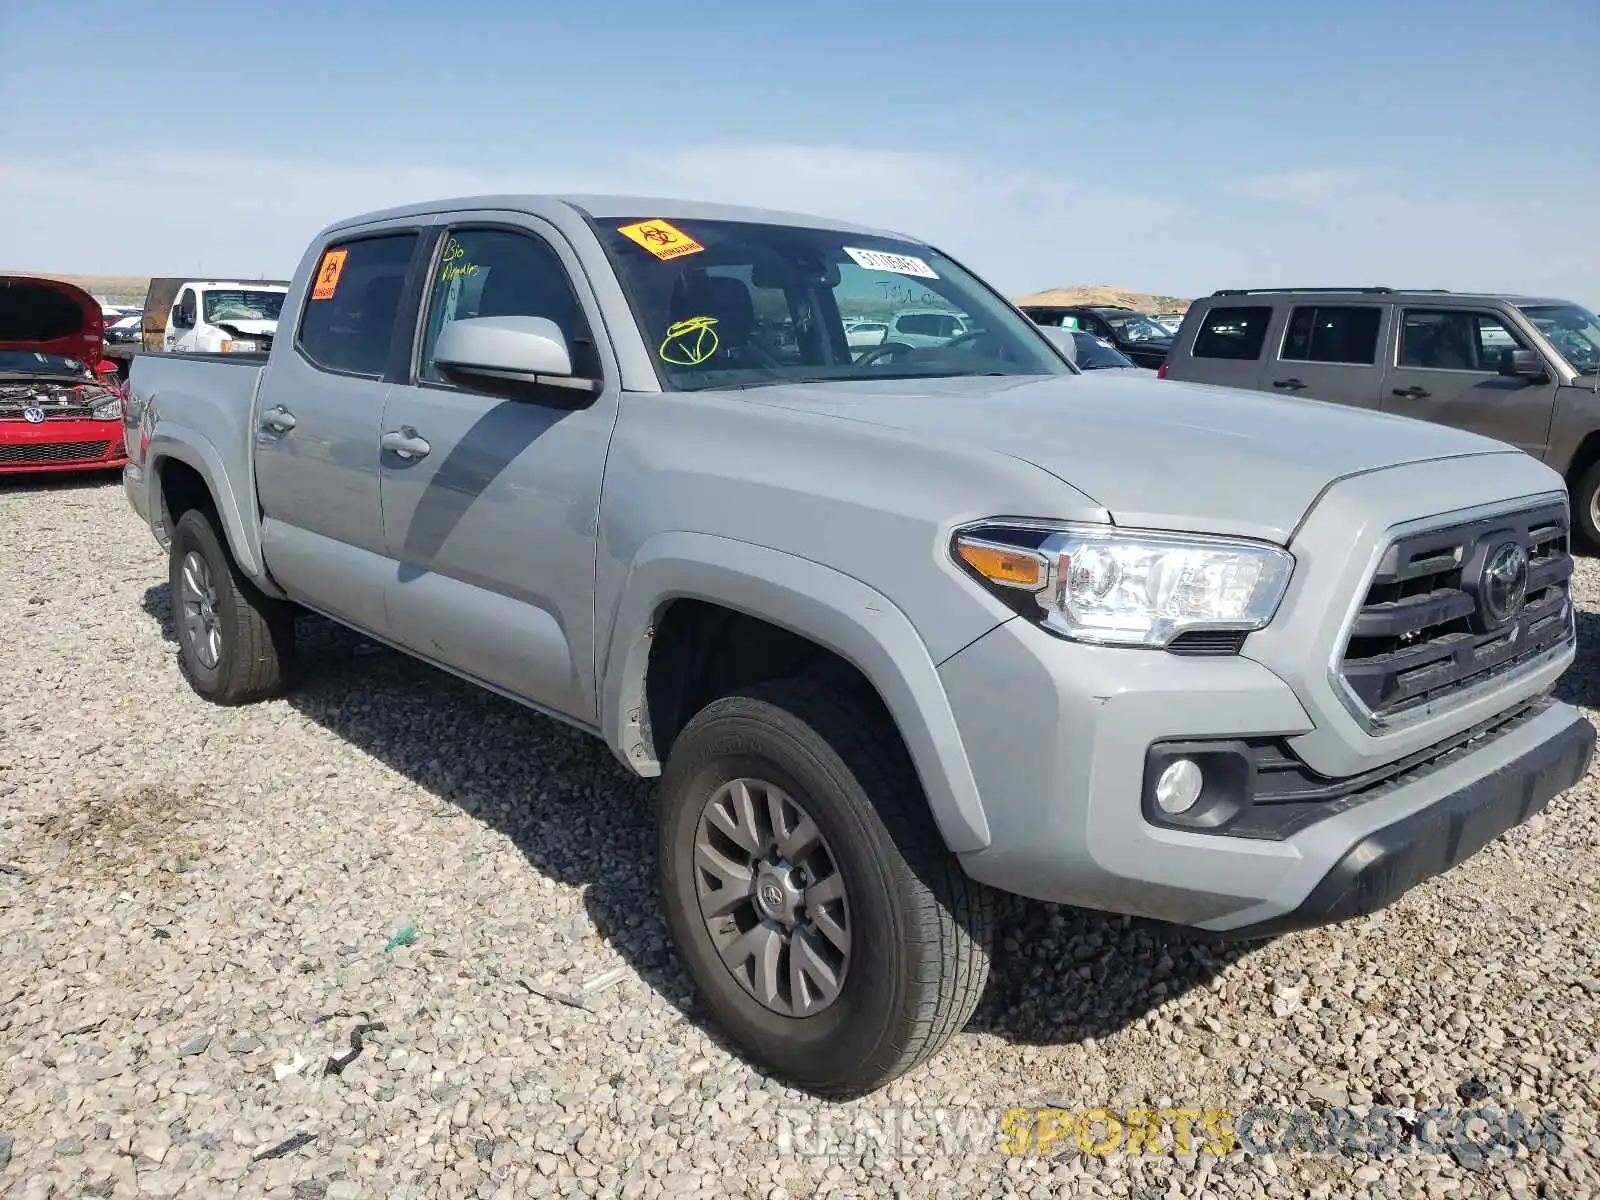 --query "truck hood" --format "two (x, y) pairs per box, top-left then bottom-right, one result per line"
(737, 373), (1519, 544)
(0, 275), (105, 366)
